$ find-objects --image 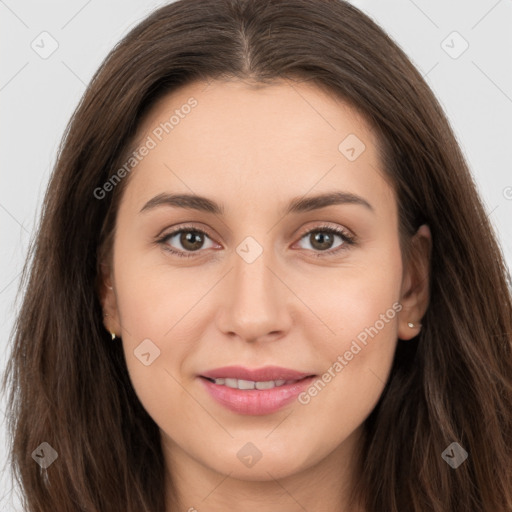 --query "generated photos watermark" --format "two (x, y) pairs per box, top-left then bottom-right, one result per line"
(93, 97), (198, 200)
(298, 301), (403, 405)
